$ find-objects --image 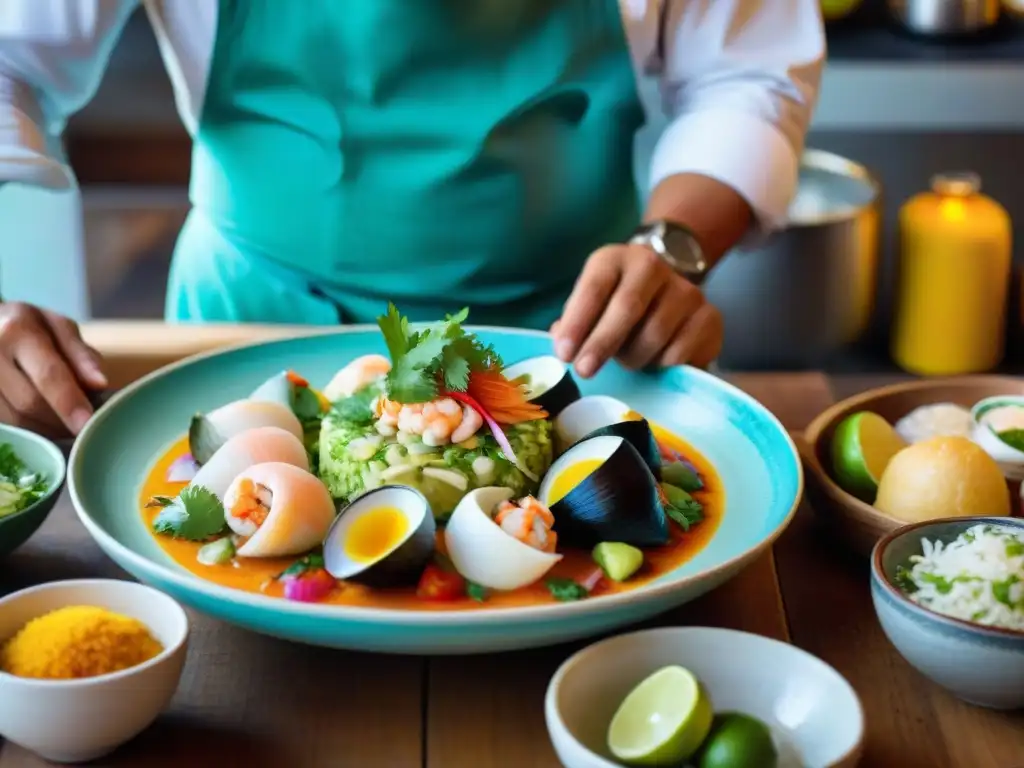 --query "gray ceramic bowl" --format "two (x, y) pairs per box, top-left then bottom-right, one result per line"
(0, 425), (66, 558)
(871, 517), (1024, 710)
